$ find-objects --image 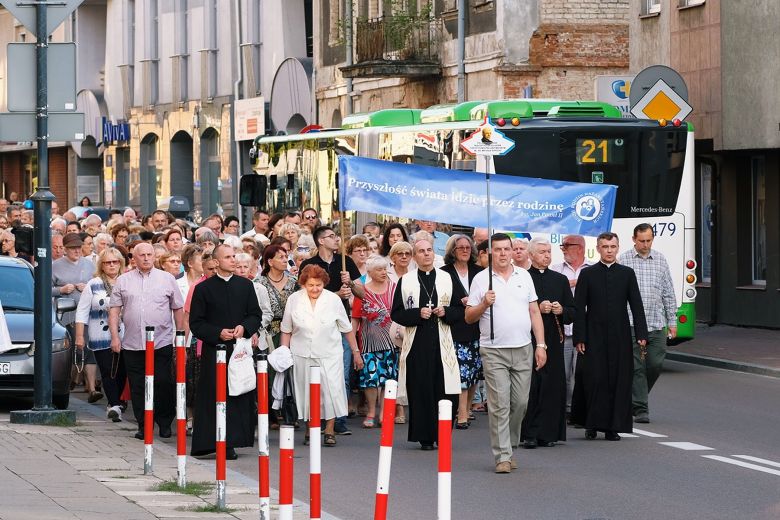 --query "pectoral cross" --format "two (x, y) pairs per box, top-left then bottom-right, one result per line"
(426, 301), (434, 310)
